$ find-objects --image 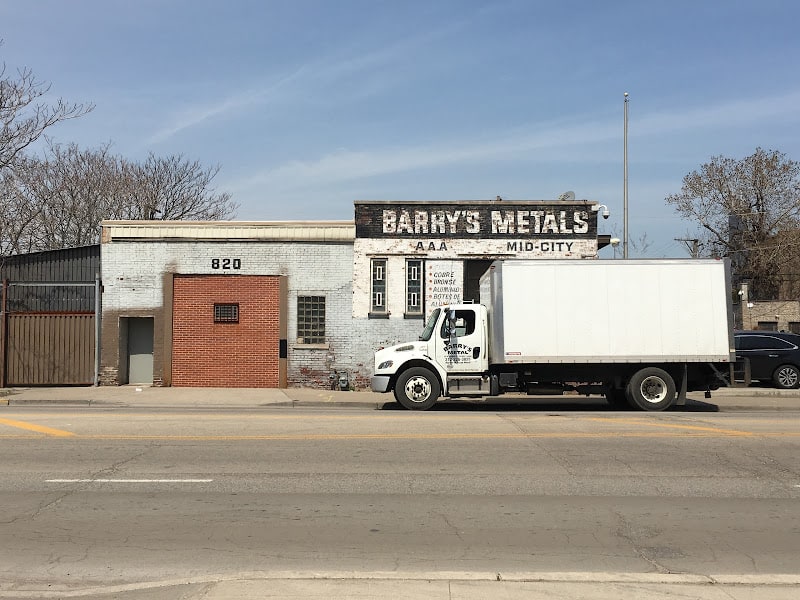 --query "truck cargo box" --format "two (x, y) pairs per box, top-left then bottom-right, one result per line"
(479, 259), (734, 365)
